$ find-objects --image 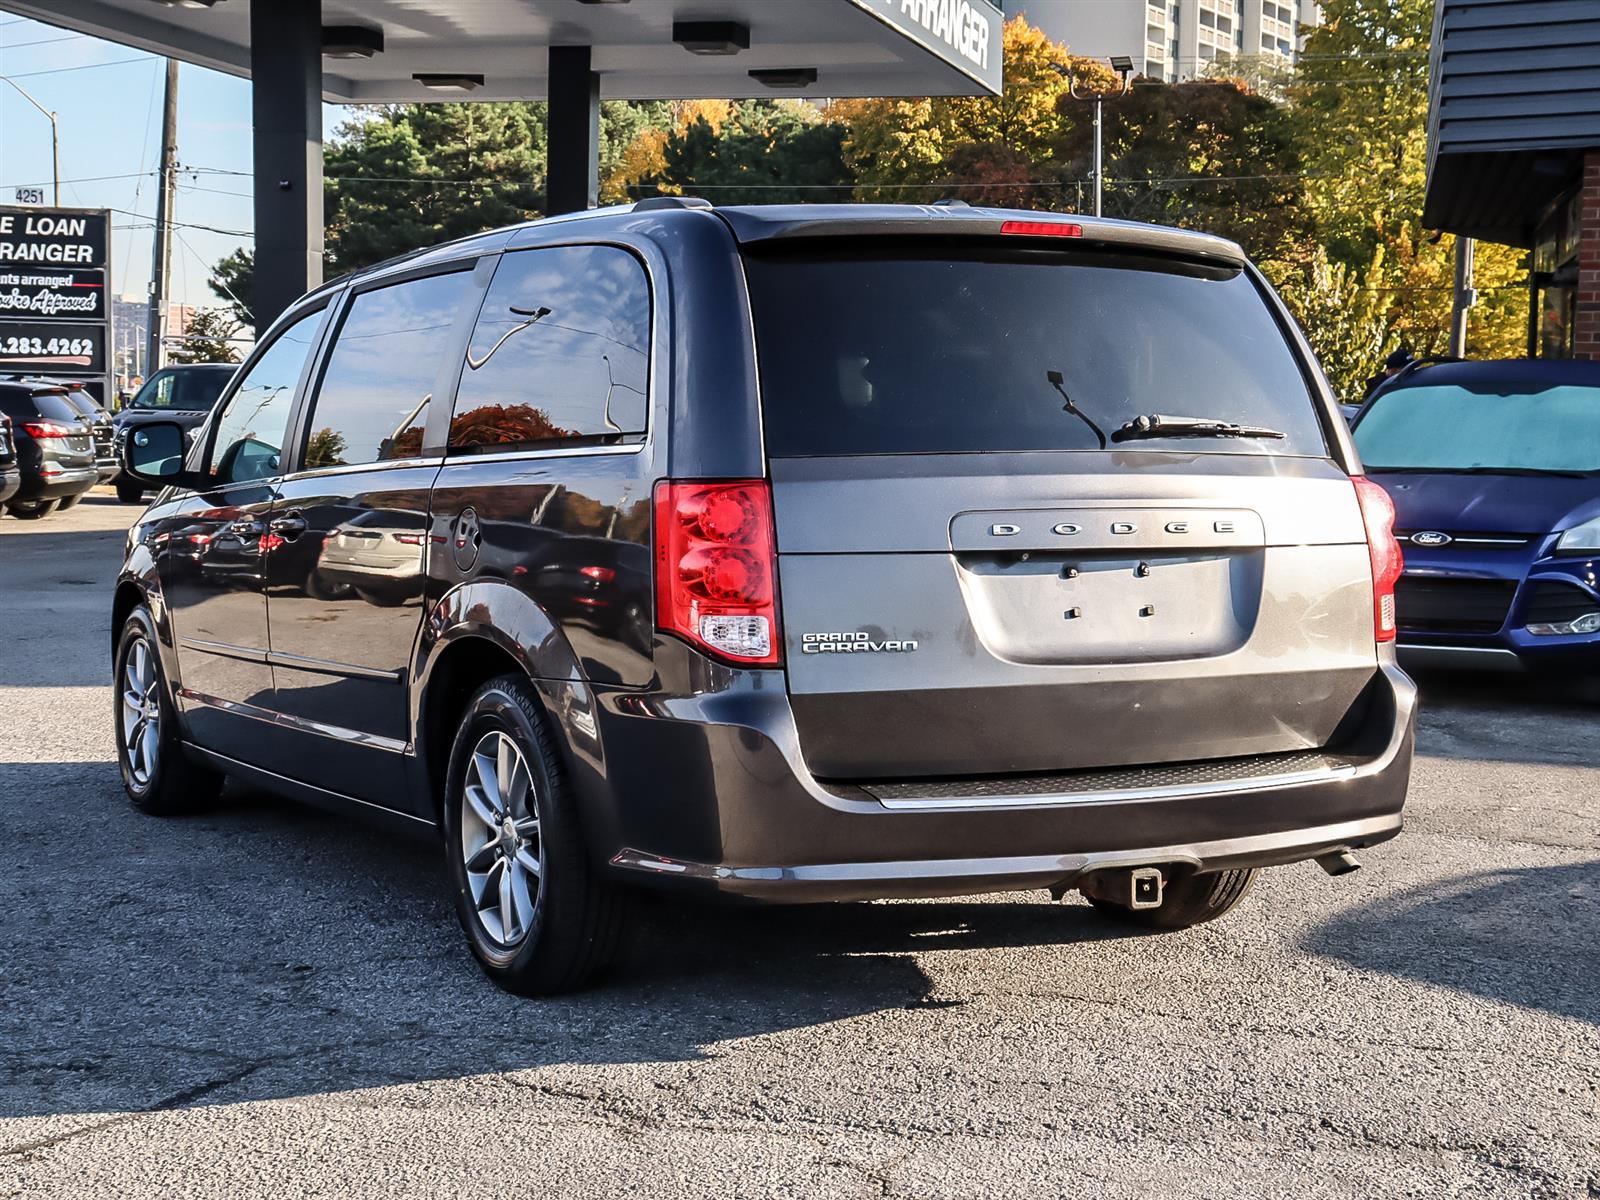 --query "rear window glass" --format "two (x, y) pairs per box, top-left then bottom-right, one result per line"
(1354, 381), (1600, 474)
(745, 246), (1325, 458)
(0, 390), (80, 422)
